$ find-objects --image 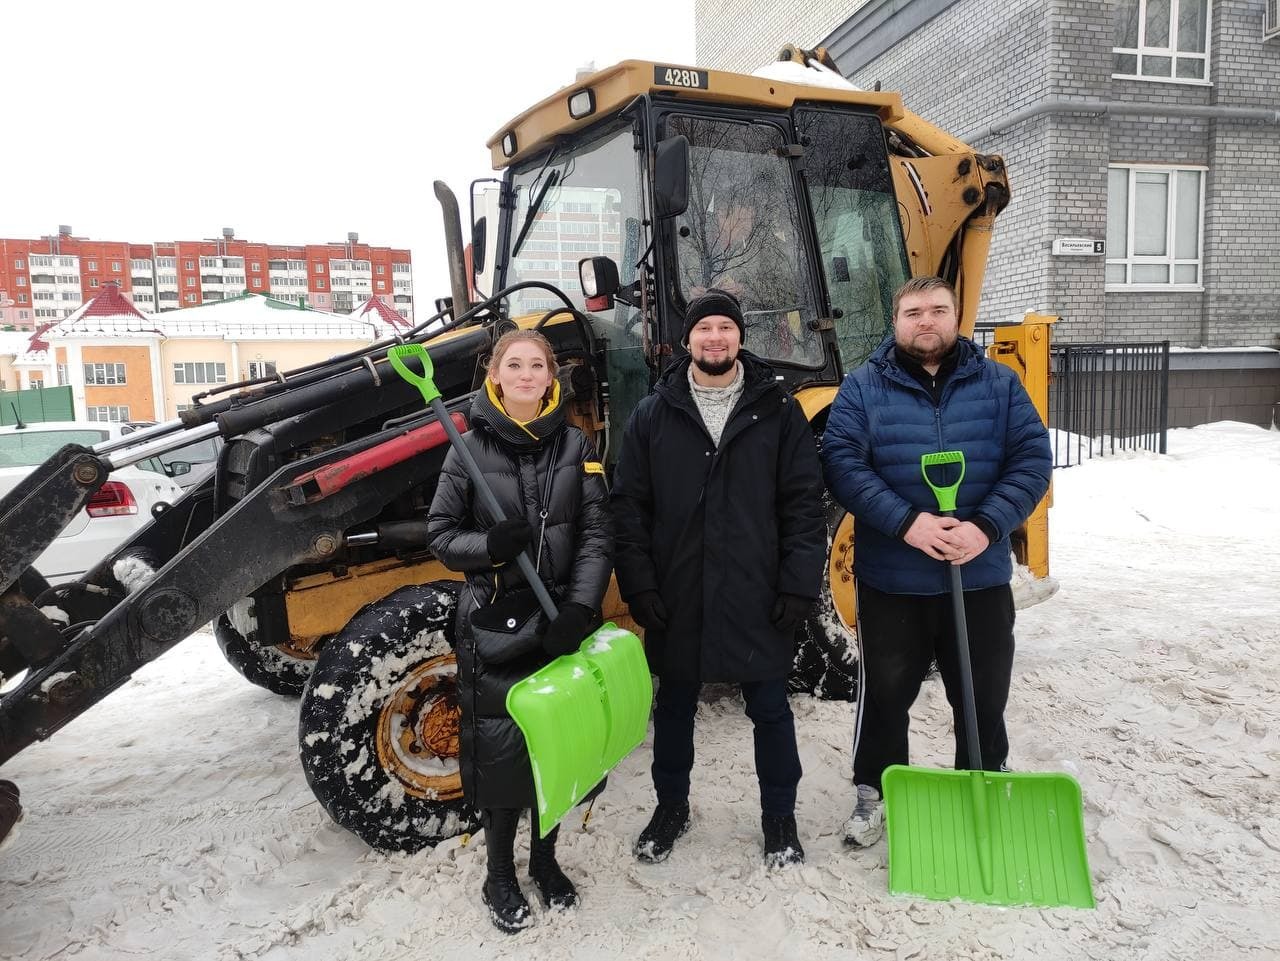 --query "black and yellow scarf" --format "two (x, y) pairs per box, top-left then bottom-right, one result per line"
(470, 378), (566, 451)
